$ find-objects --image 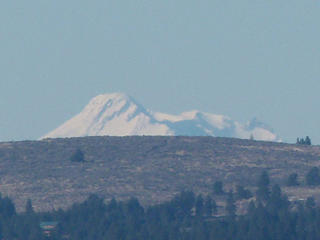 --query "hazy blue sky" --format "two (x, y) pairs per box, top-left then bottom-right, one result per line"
(1, 0), (319, 143)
